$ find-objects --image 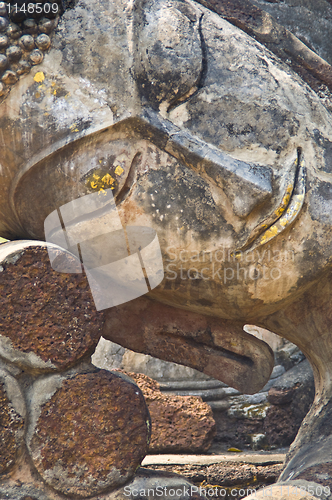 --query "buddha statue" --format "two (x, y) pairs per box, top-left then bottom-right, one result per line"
(0, 0), (332, 497)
